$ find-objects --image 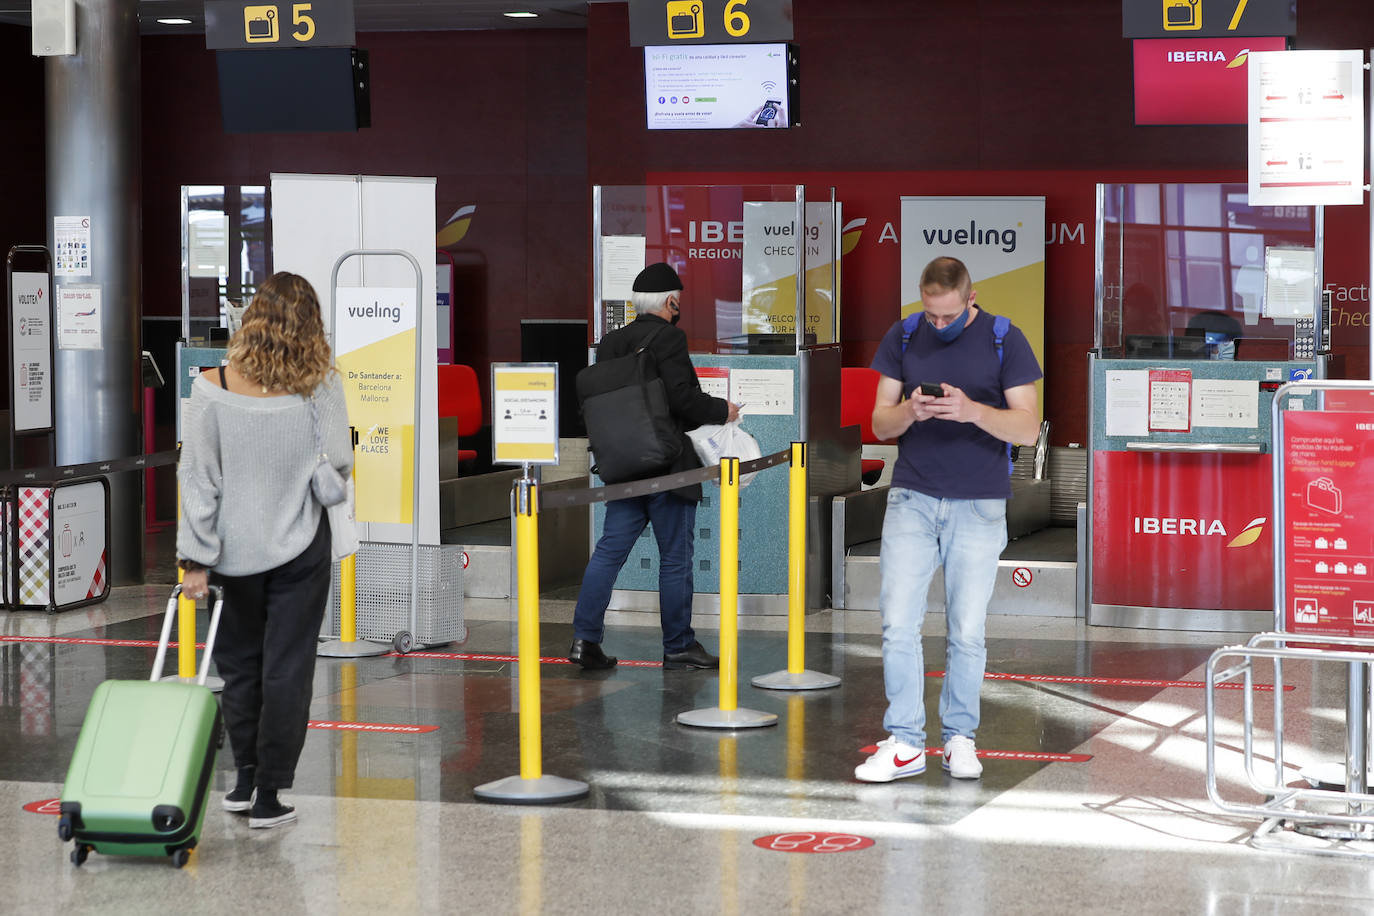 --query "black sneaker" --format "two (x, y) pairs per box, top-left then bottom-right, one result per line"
(221, 785), (254, 814)
(248, 797), (297, 829)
